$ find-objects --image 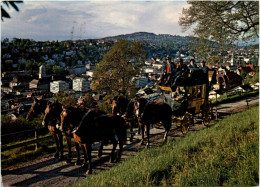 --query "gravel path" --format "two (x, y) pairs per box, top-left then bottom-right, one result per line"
(1, 95), (259, 187)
